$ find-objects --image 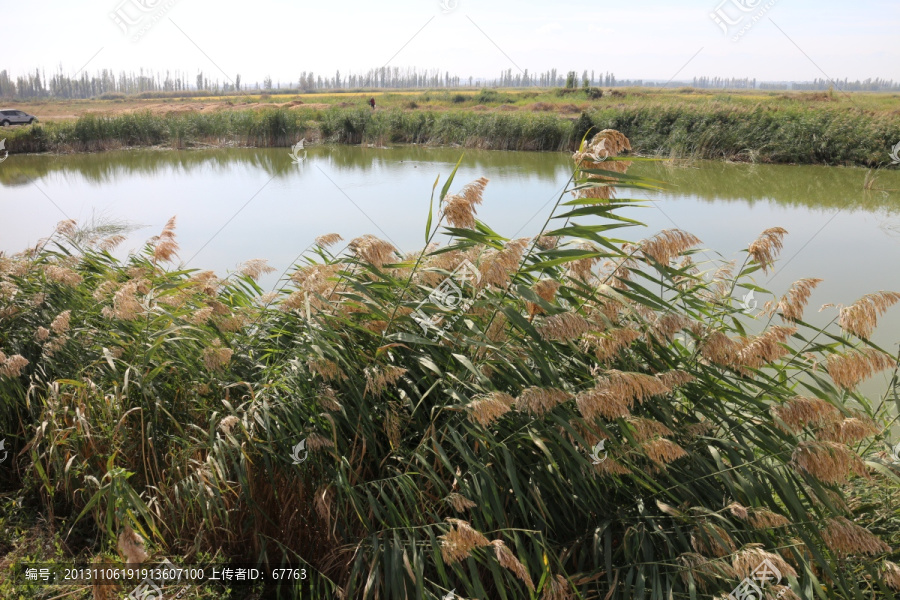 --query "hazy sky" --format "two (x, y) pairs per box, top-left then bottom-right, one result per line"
(2, 0), (897, 85)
